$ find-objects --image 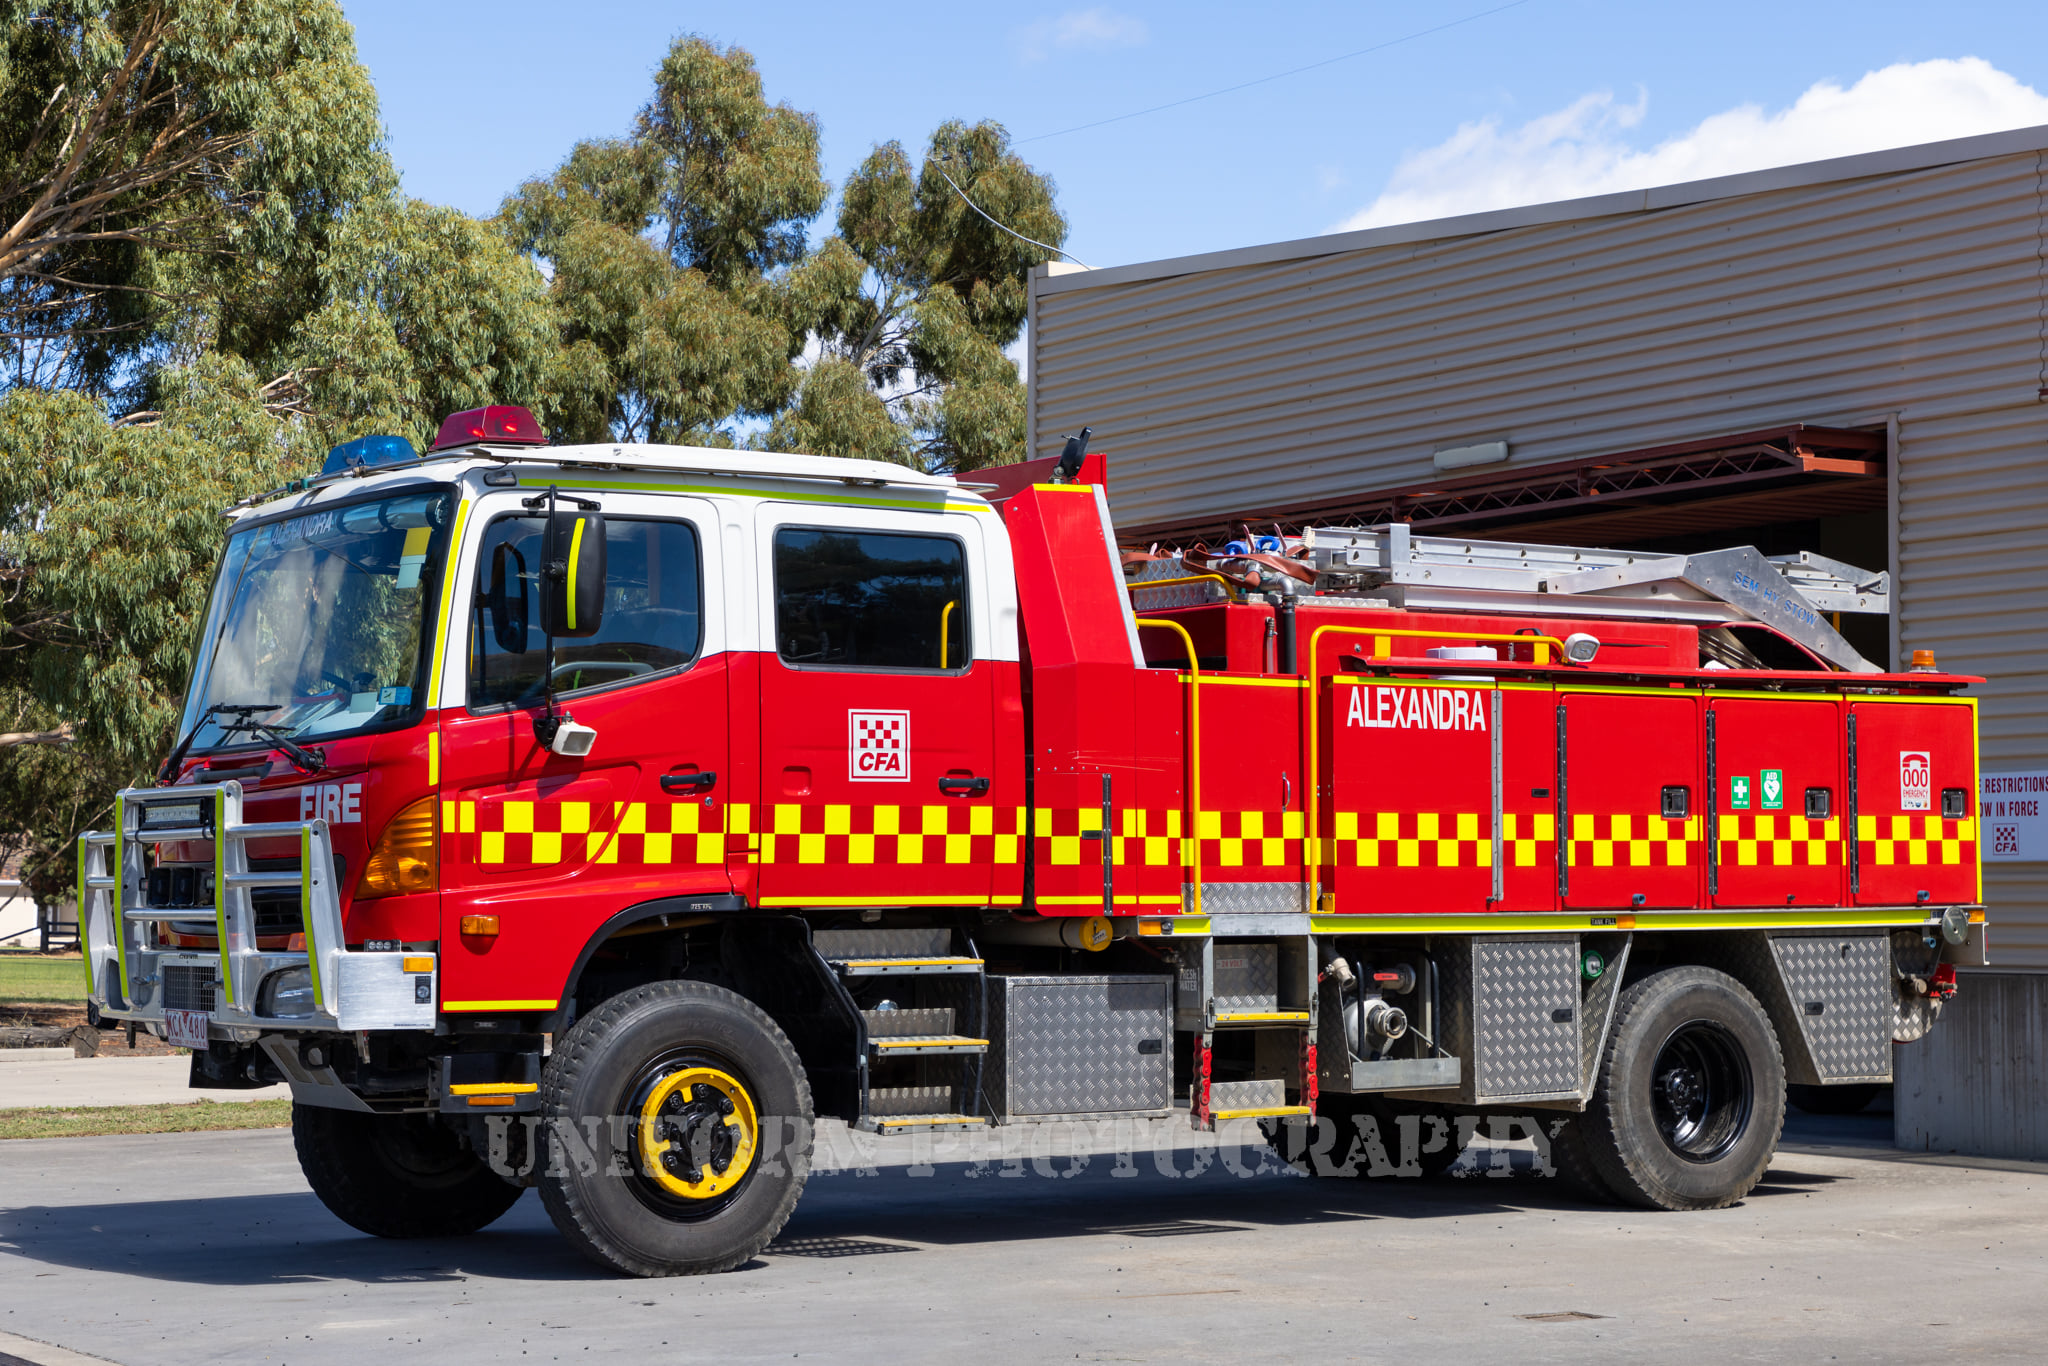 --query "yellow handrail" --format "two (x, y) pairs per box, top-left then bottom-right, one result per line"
(939, 600), (957, 668)
(1134, 617), (1201, 917)
(1301, 624), (1572, 883)
(1128, 574), (1239, 602)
